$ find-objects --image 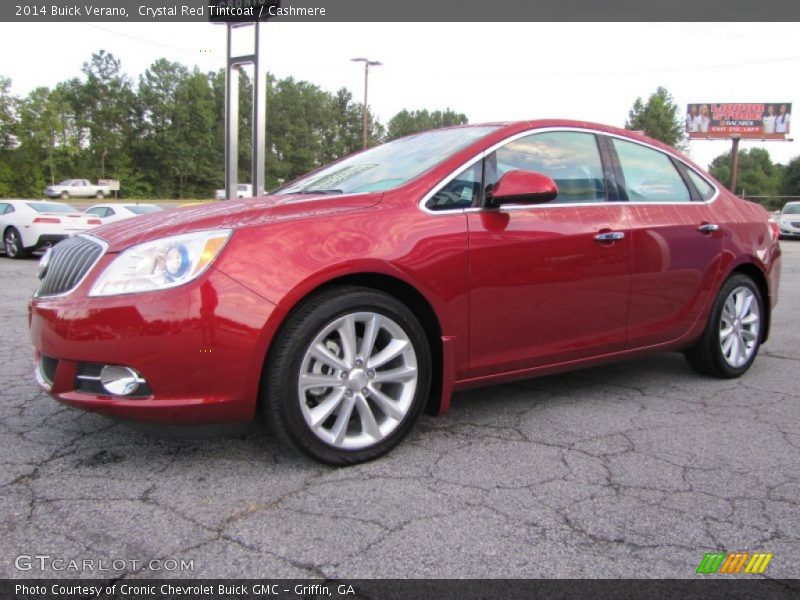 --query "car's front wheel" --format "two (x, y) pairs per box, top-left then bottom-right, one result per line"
(3, 227), (30, 259)
(60, 191), (69, 199)
(685, 274), (763, 378)
(263, 286), (431, 465)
